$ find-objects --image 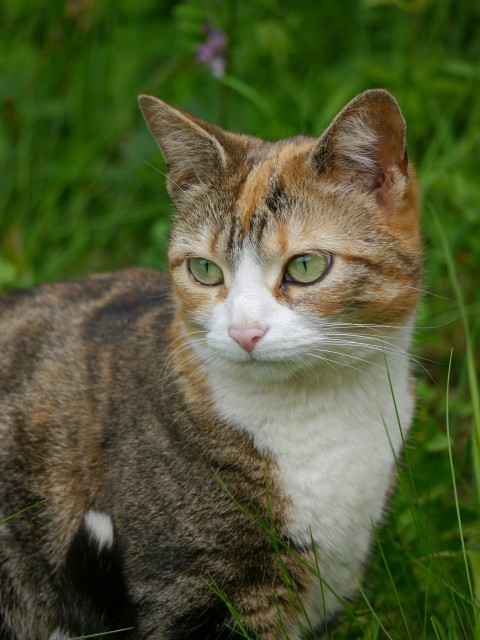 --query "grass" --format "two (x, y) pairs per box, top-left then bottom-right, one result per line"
(0, 501), (46, 526)
(1, 0), (479, 637)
